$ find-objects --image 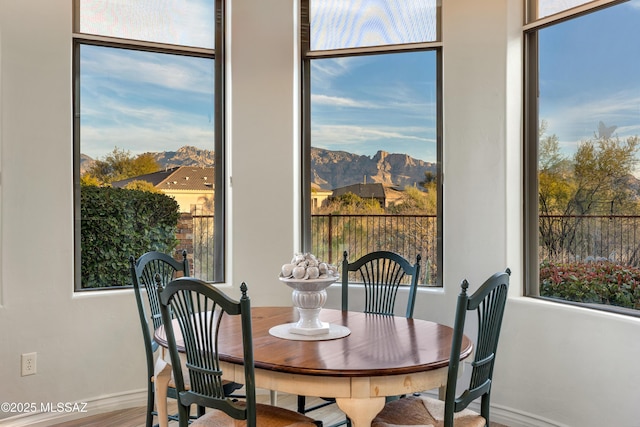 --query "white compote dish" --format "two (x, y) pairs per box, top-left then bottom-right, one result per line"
(279, 276), (337, 335)
(270, 253), (350, 340)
